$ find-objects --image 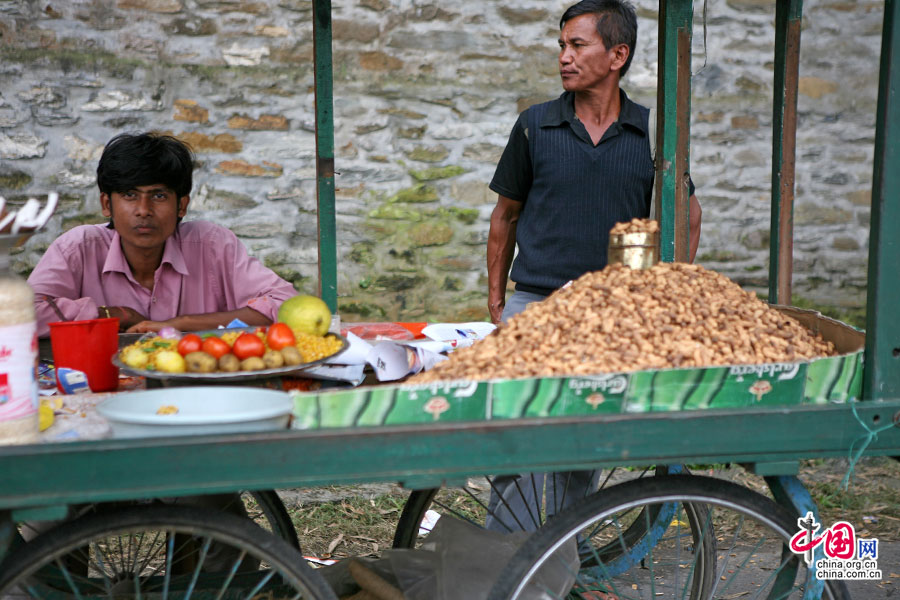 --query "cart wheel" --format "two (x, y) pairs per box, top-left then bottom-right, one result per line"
(0, 504), (336, 600)
(17, 489), (300, 550)
(393, 466), (716, 599)
(487, 474), (851, 600)
(239, 490), (300, 549)
(393, 466), (672, 548)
